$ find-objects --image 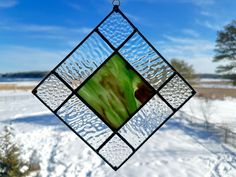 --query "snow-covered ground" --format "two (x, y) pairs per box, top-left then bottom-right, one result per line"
(0, 89), (236, 177)
(200, 78), (232, 82)
(182, 97), (236, 128)
(0, 81), (39, 86)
